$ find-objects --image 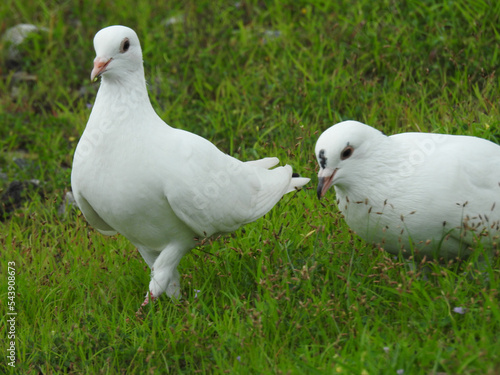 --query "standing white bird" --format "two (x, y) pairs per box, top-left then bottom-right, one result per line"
(71, 25), (309, 305)
(315, 120), (500, 261)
